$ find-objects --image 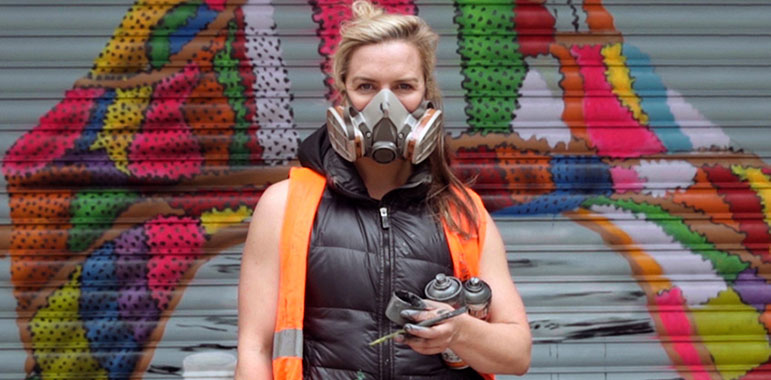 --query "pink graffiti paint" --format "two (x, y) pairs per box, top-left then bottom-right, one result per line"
(2, 88), (104, 177)
(571, 45), (665, 158)
(145, 215), (206, 310)
(168, 188), (262, 216)
(203, 0), (225, 11)
(609, 166), (643, 193)
(743, 361), (771, 379)
(310, 0), (416, 99)
(128, 64), (203, 180)
(655, 287), (712, 379)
